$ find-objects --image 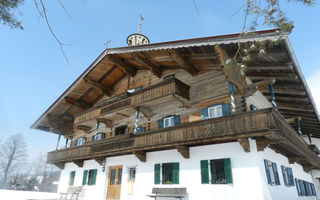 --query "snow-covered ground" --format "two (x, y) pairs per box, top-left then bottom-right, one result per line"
(0, 189), (59, 200)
